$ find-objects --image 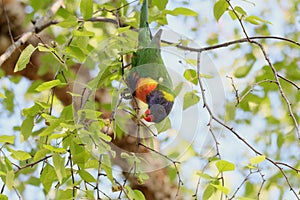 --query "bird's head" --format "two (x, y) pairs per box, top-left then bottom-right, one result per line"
(143, 90), (174, 123)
